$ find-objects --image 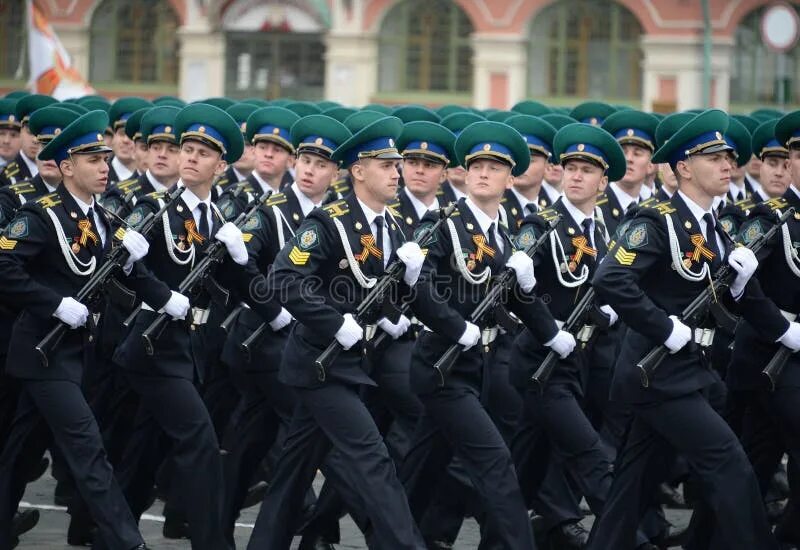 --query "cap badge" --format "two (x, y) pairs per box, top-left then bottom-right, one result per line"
(577, 144), (585, 152)
(421, 142), (428, 149)
(315, 137), (323, 145)
(483, 144), (491, 151)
